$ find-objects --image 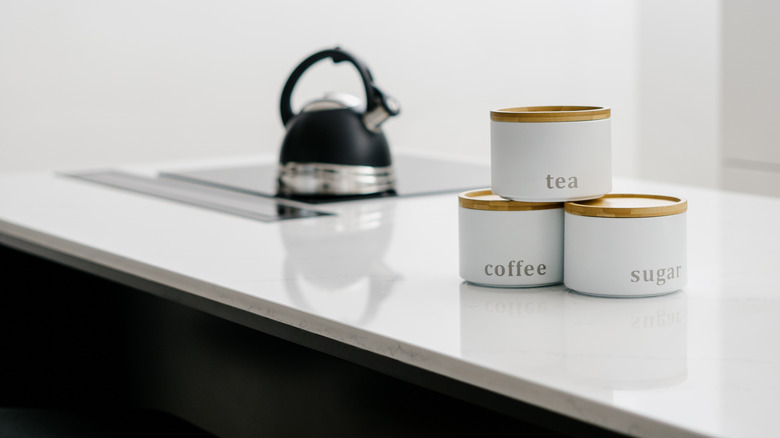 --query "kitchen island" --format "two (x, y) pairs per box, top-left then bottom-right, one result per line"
(1, 151), (778, 437)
